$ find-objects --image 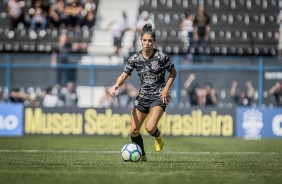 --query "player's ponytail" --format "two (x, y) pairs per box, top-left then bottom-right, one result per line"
(141, 23), (156, 41)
